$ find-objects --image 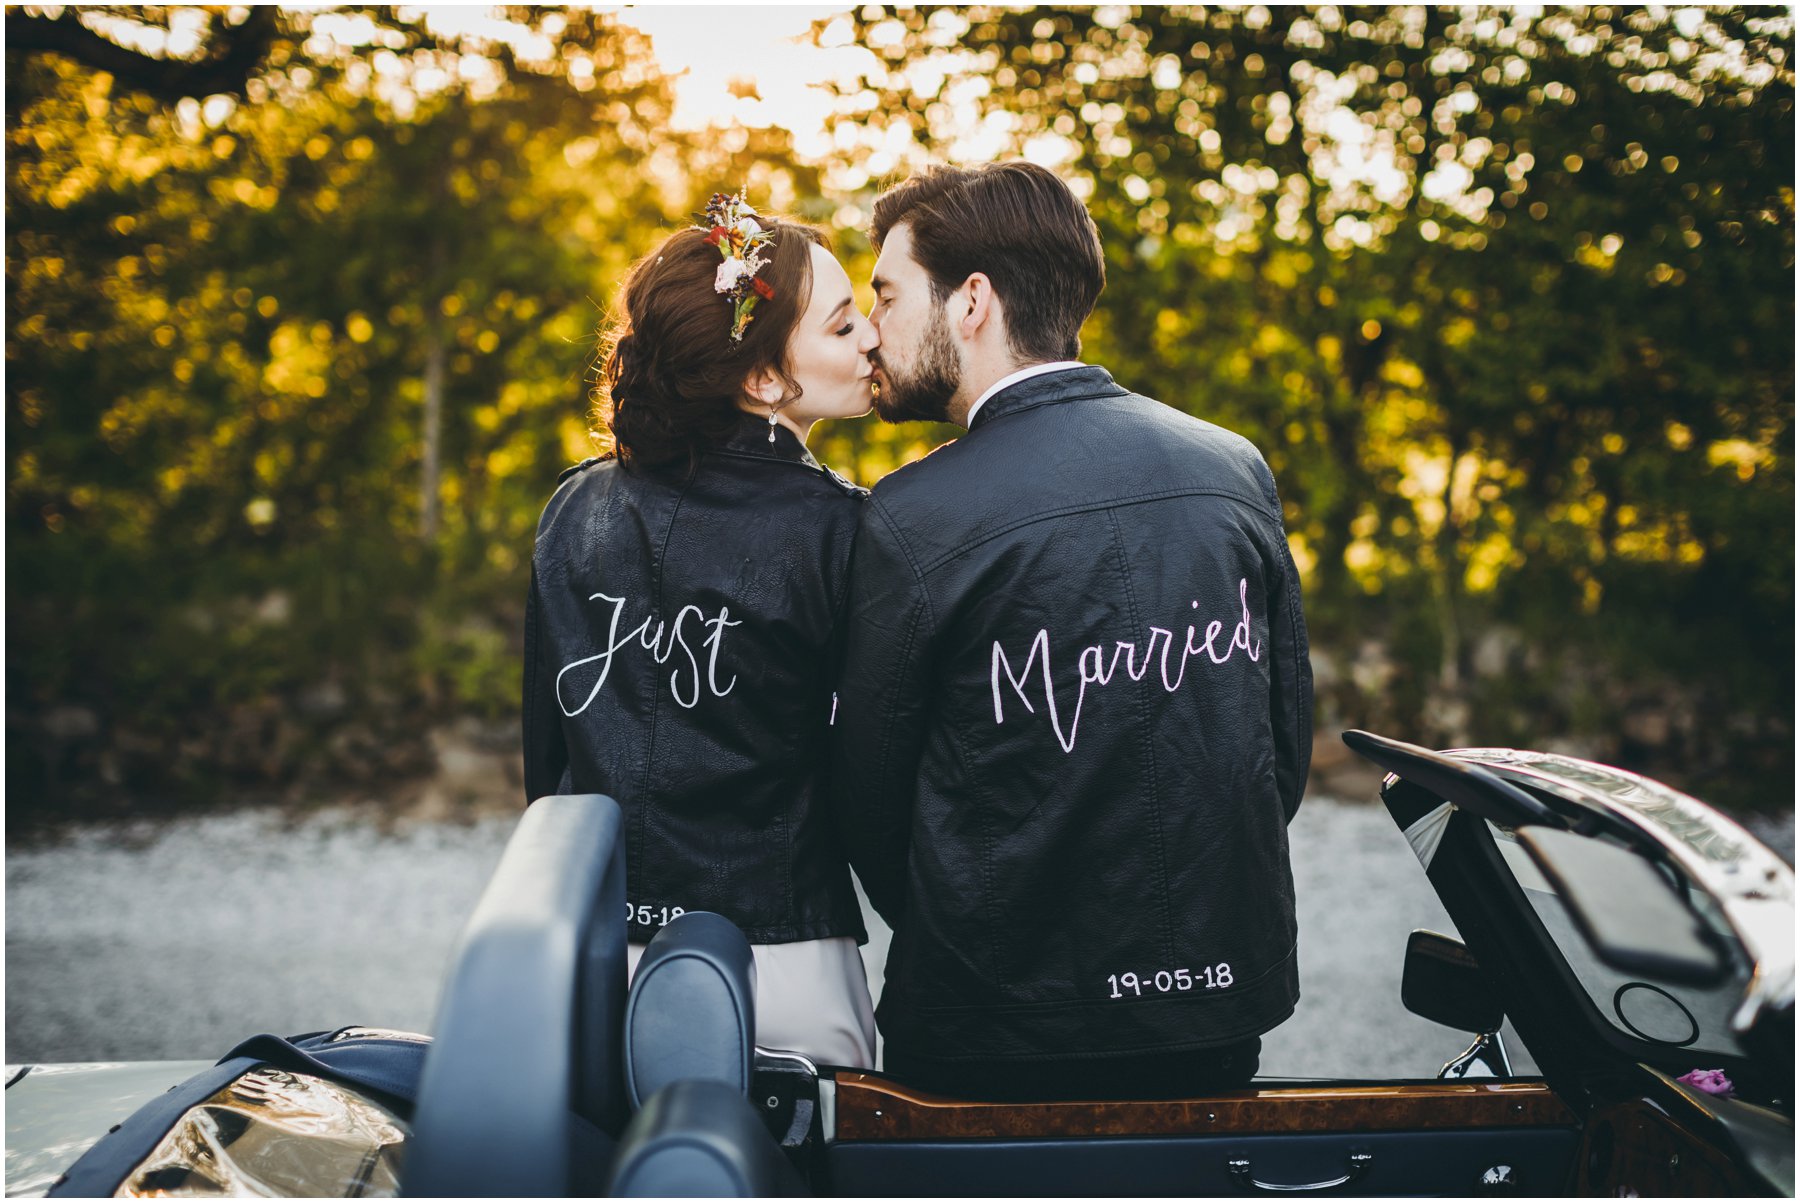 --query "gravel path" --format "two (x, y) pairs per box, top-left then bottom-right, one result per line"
(7, 797), (1790, 1078)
